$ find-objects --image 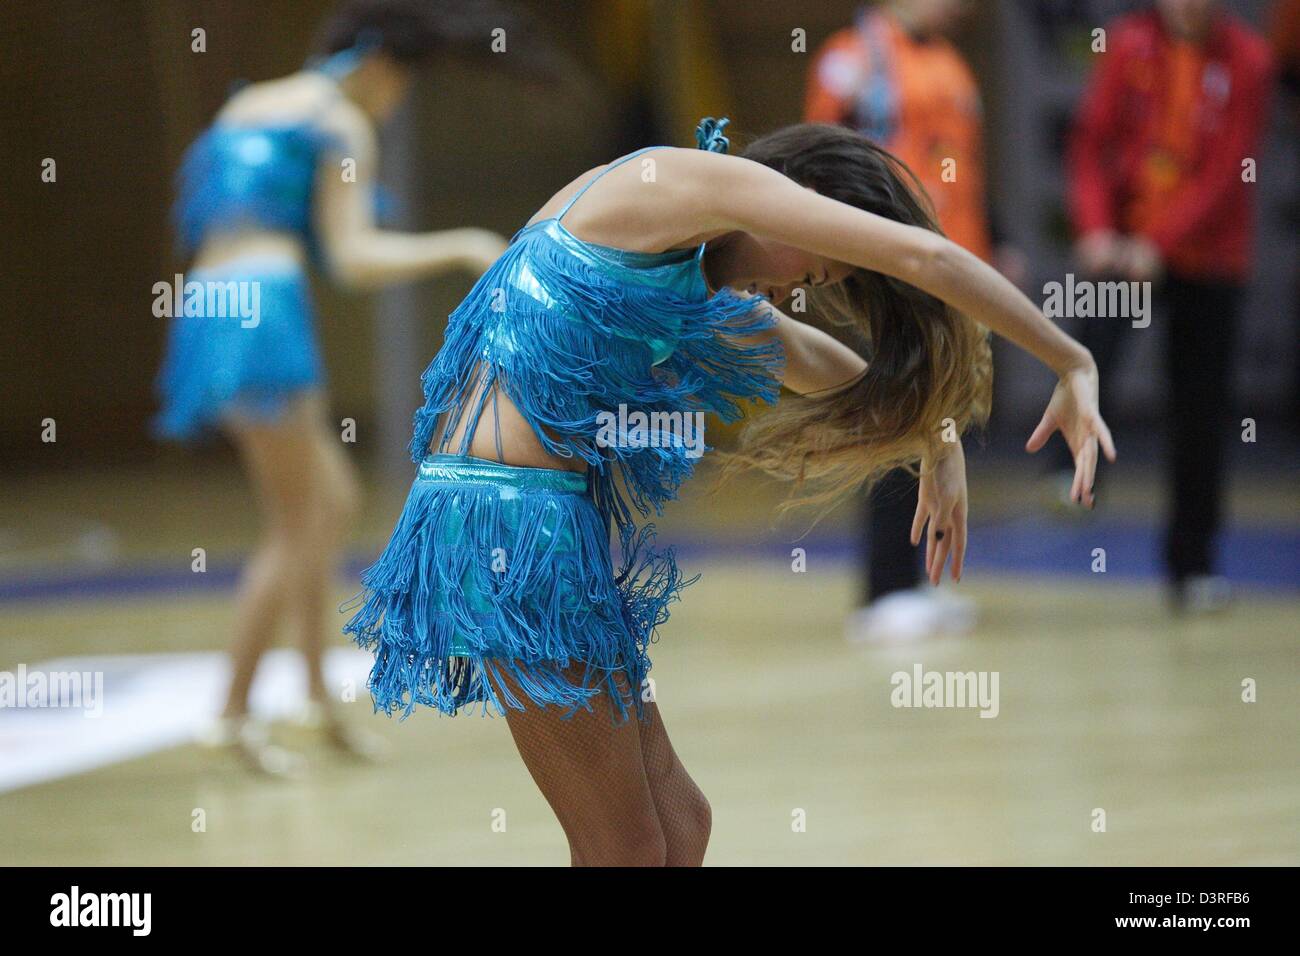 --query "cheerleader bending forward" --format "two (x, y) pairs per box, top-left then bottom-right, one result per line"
(345, 120), (1116, 865)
